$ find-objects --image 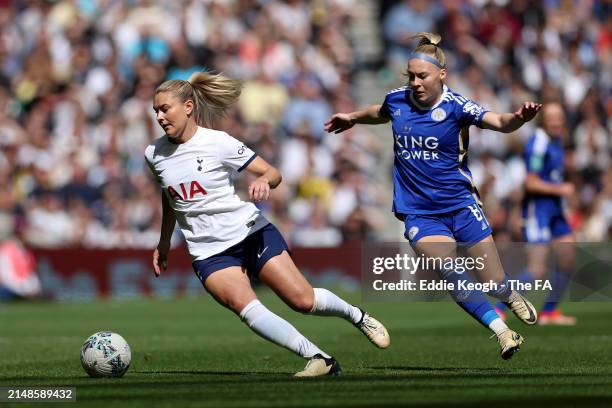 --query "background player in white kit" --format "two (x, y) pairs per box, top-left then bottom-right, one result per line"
(145, 72), (390, 377)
